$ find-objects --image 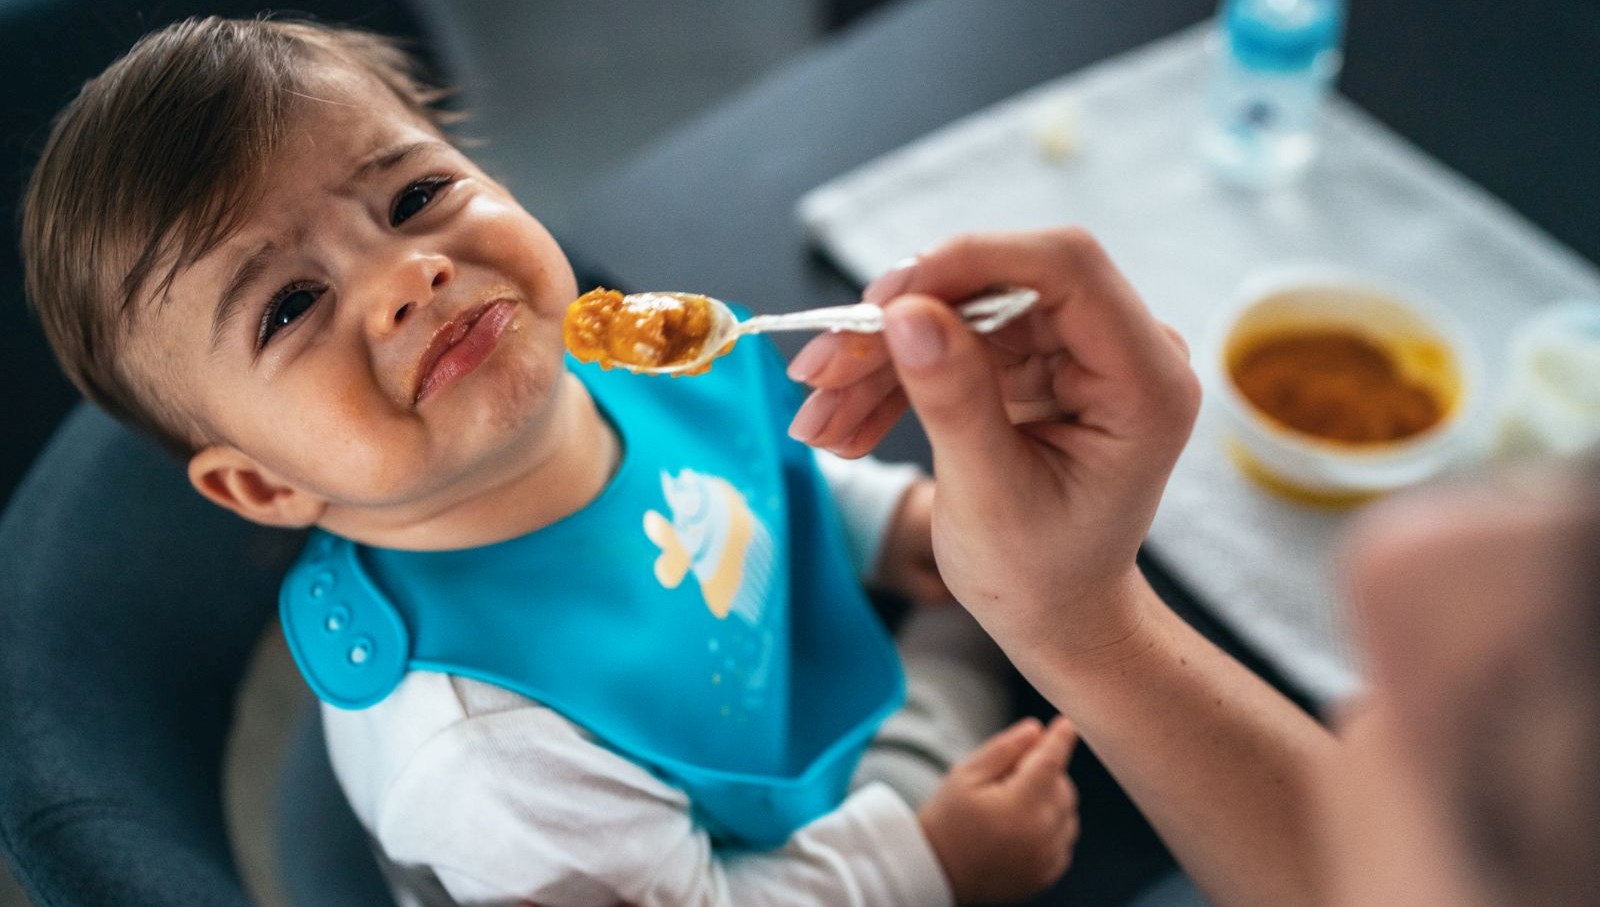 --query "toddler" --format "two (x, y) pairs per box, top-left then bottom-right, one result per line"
(21, 17), (1077, 907)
